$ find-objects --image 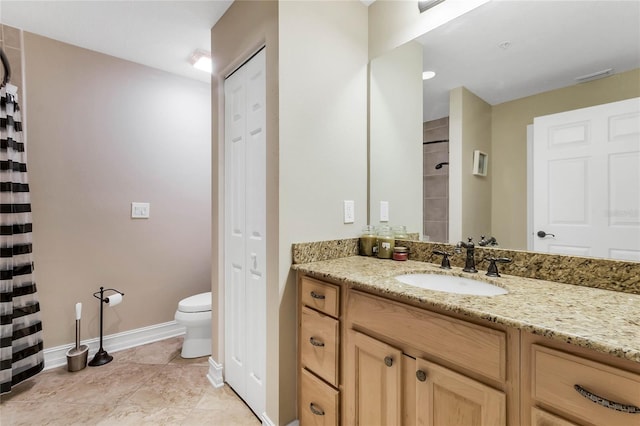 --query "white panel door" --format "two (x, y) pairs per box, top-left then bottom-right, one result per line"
(533, 97), (640, 260)
(224, 48), (266, 418)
